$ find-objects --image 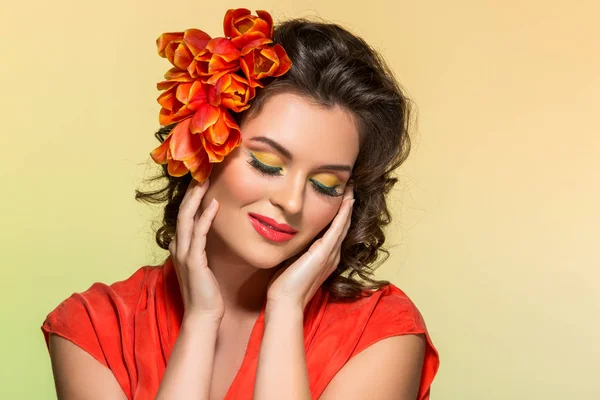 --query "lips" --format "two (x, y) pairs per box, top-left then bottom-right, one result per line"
(248, 213), (298, 243)
(247, 213), (298, 233)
